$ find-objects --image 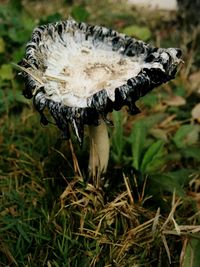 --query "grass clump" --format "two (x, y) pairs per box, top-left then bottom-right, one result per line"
(0, 0), (200, 266)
